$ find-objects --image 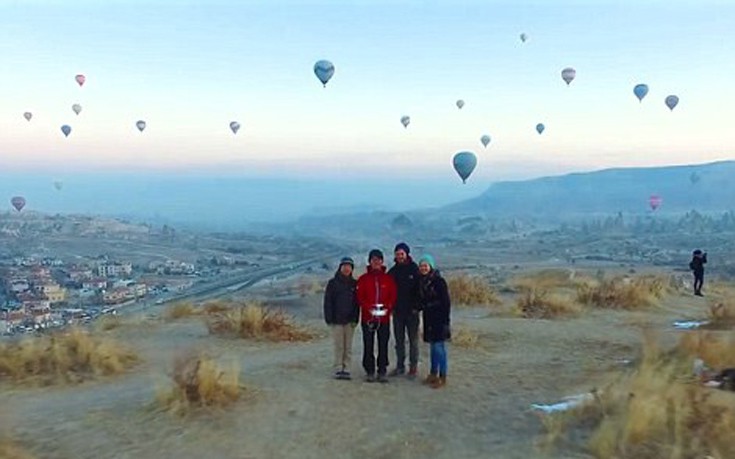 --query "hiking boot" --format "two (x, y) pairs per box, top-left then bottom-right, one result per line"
(378, 373), (389, 384)
(423, 374), (438, 385)
(695, 291), (704, 297)
(365, 373), (376, 383)
(431, 375), (447, 389)
(334, 370), (345, 380)
(342, 371), (352, 380)
(389, 367), (405, 377)
(407, 367), (418, 380)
